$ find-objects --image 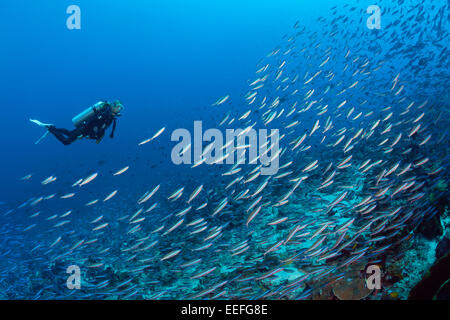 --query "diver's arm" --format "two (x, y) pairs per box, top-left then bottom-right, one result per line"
(110, 118), (117, 138)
